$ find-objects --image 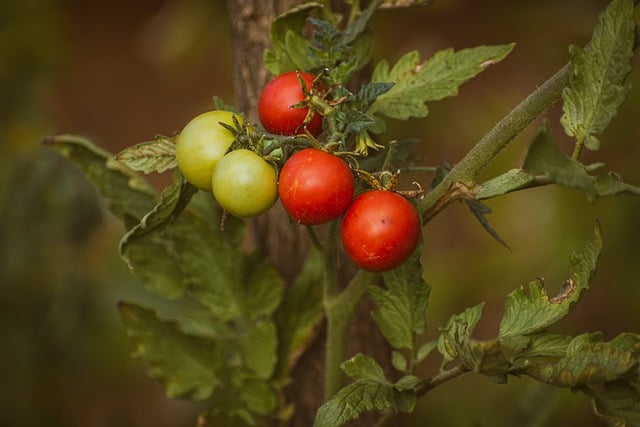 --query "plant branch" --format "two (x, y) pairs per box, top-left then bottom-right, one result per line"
(418, 63), (571, 223)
